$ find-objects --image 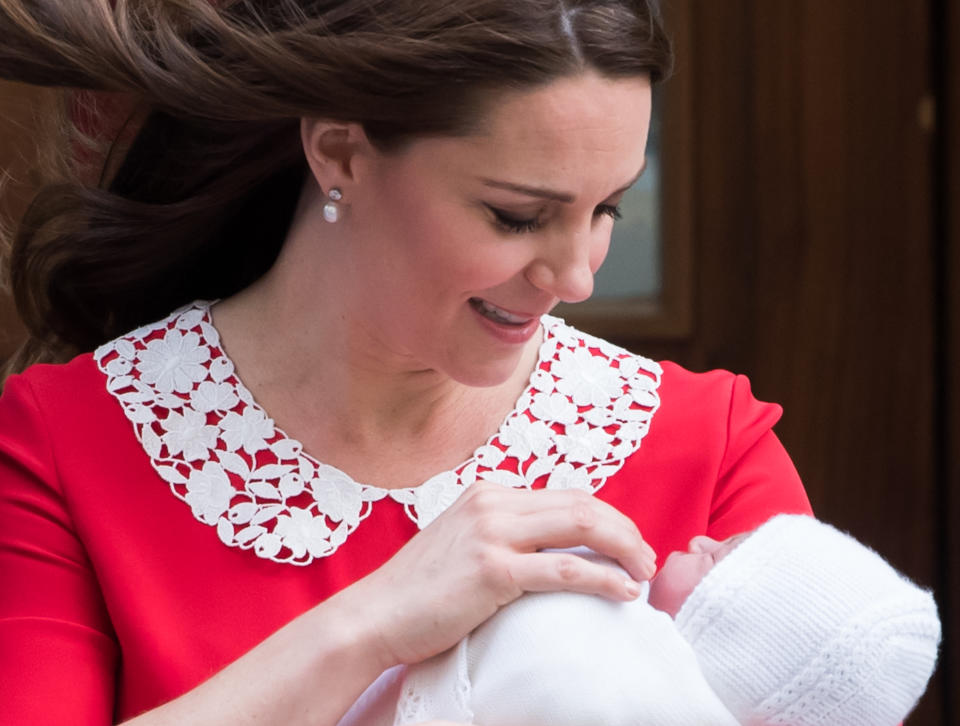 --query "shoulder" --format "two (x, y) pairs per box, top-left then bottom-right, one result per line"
(547, 323), (810, 542)
(656, 360), (784, 434)
(544, 316), (781, 431)
(2, 352), (107, 417)
(659, 359), (745, 398)
(638, 359), (791, 483)
(3, 301), (214, 422)
(0, 352), (125, 496)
